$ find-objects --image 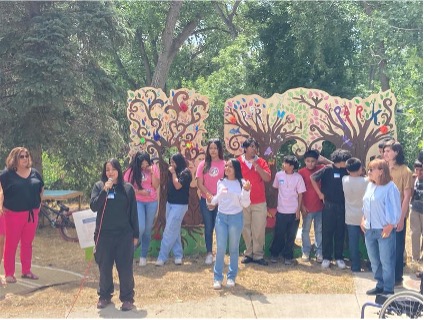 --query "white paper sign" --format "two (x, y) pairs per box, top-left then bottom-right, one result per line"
(73, 209), (97, 249)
